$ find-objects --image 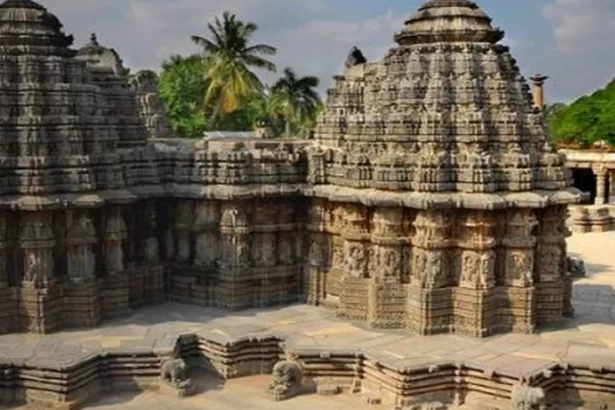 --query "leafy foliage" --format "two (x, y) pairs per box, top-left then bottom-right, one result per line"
(271, 67), (322, 137)
(158, 55), (207, 138)
(158, 11), (323, 138)
(191, 11), (277, 126)
(549, 78), (615, 148)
